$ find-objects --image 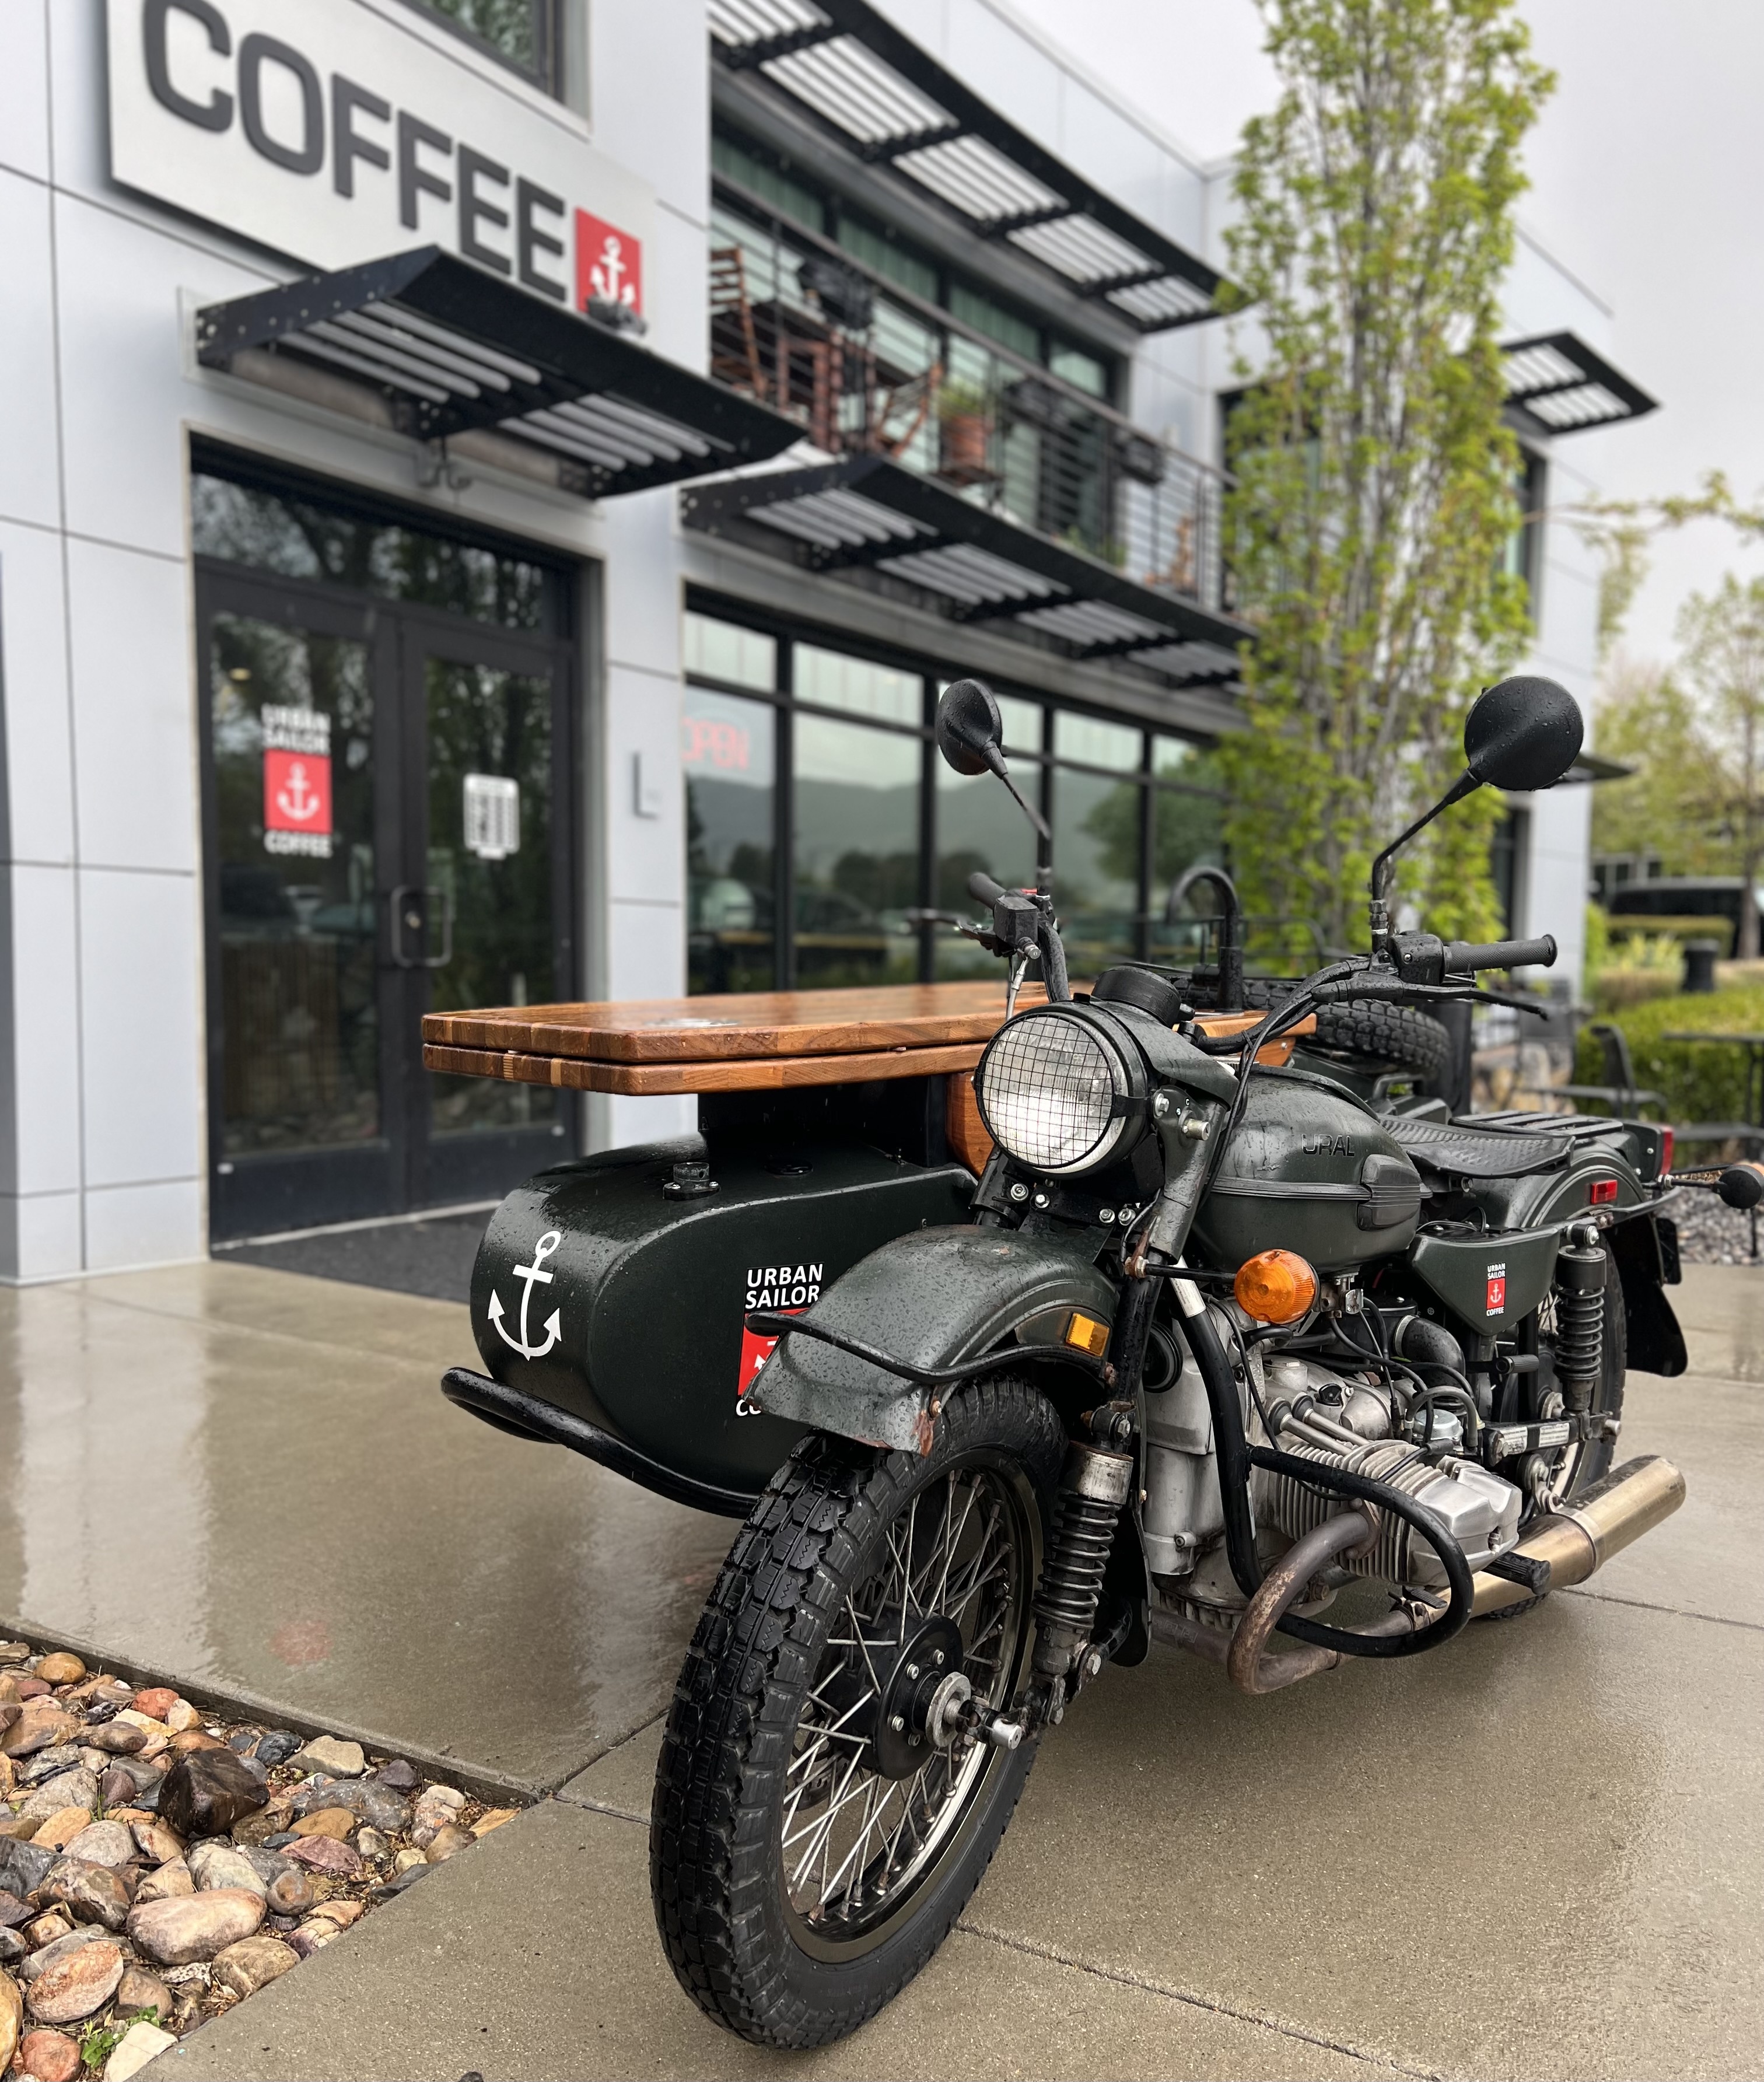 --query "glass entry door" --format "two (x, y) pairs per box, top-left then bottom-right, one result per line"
(199, 568), (573, 1240)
